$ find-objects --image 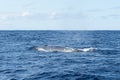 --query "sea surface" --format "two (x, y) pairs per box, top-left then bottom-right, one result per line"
(0, 30), (120, 80)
